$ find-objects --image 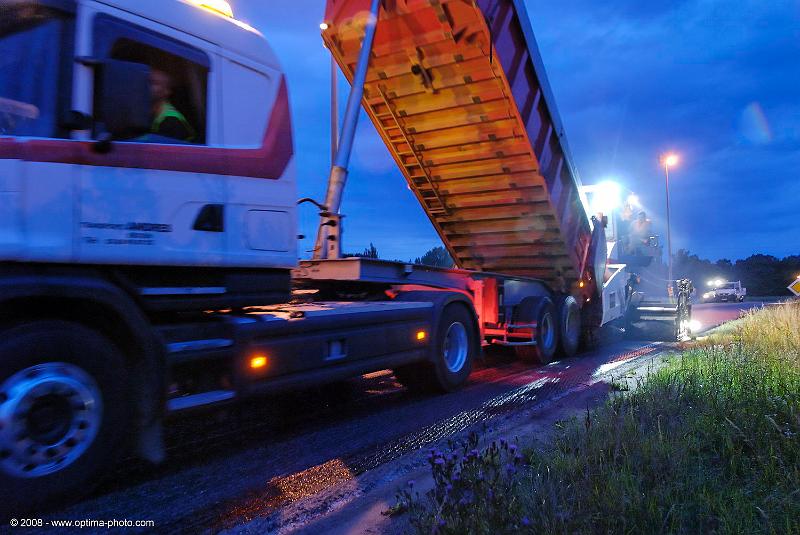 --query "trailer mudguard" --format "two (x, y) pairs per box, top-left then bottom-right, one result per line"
(392, 289), (480, 360)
